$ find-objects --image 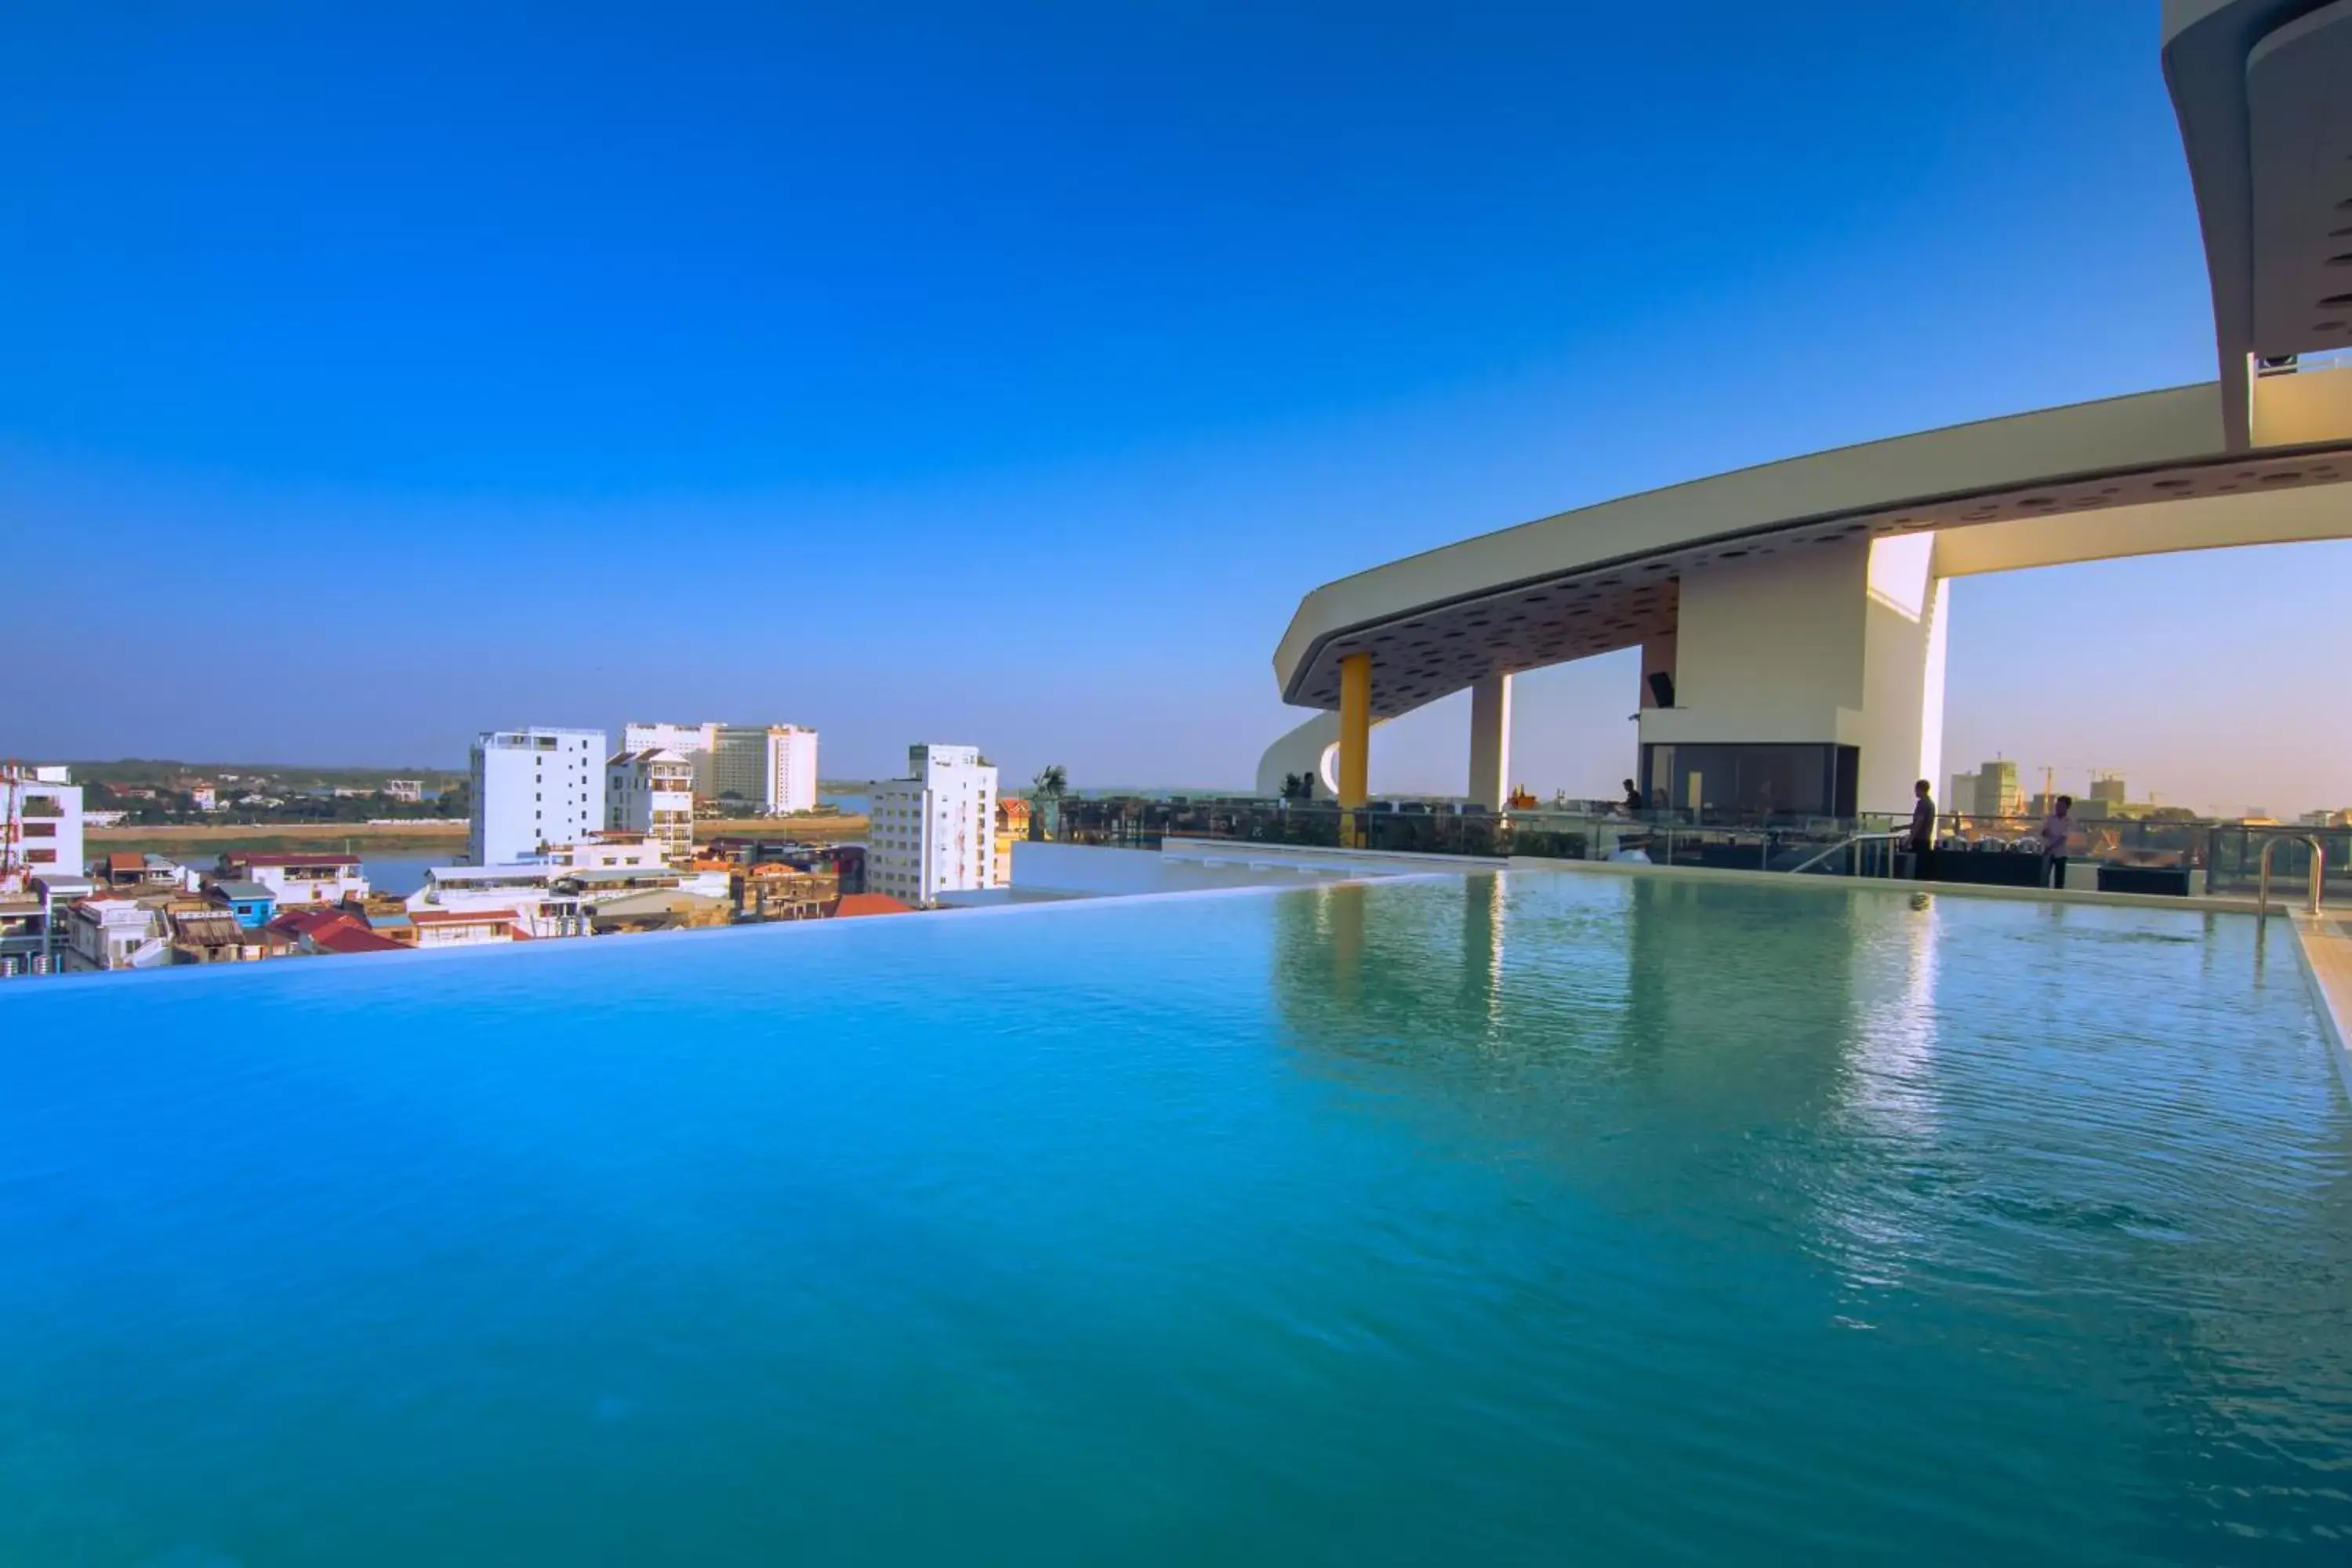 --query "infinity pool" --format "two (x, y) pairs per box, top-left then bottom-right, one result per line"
(4, 875), (2348, 1564)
